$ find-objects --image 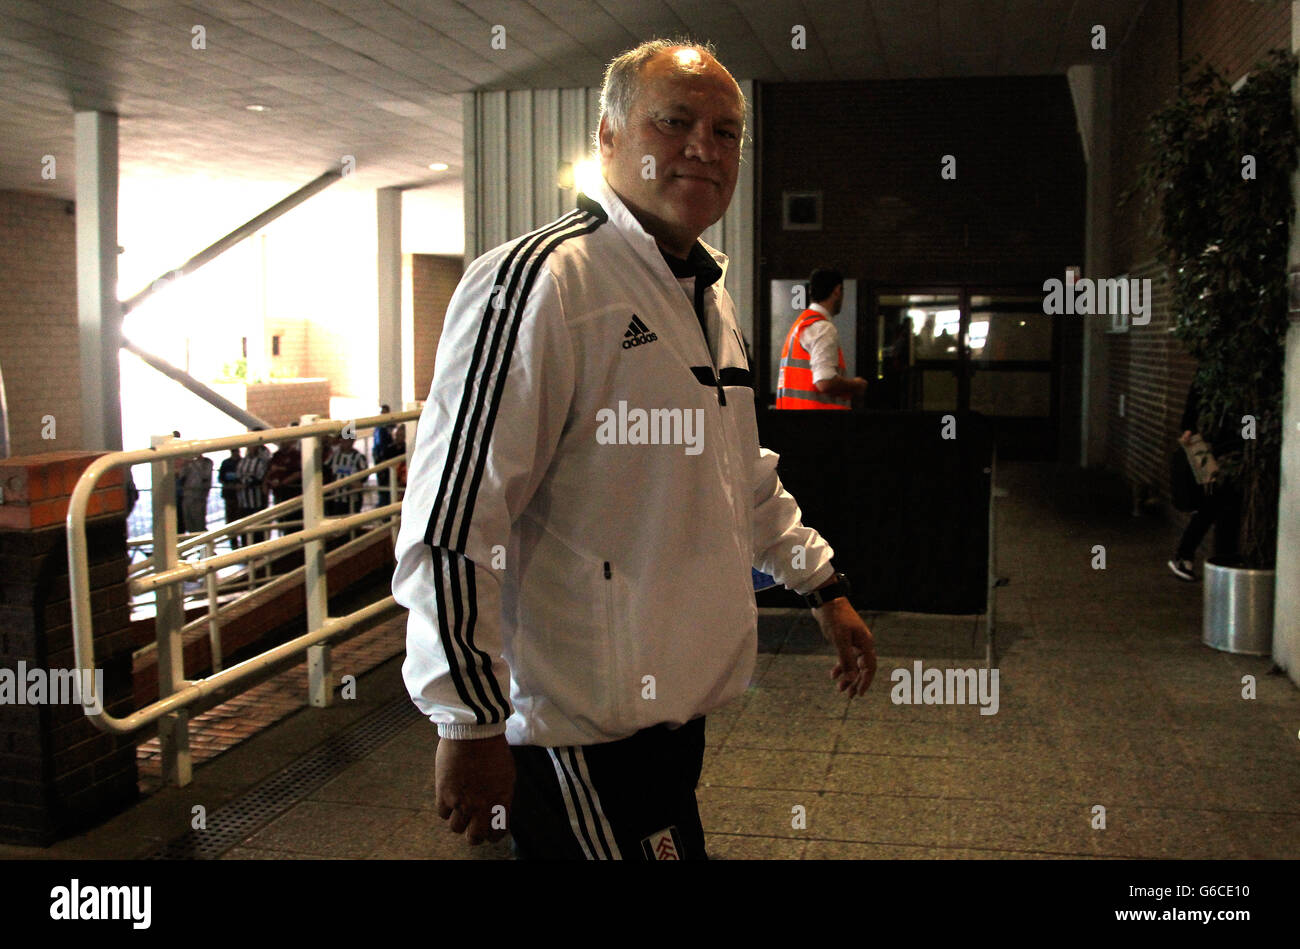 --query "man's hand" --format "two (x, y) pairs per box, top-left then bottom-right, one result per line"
(812, 597), (876, 697)
(435, 734), (515, 845)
